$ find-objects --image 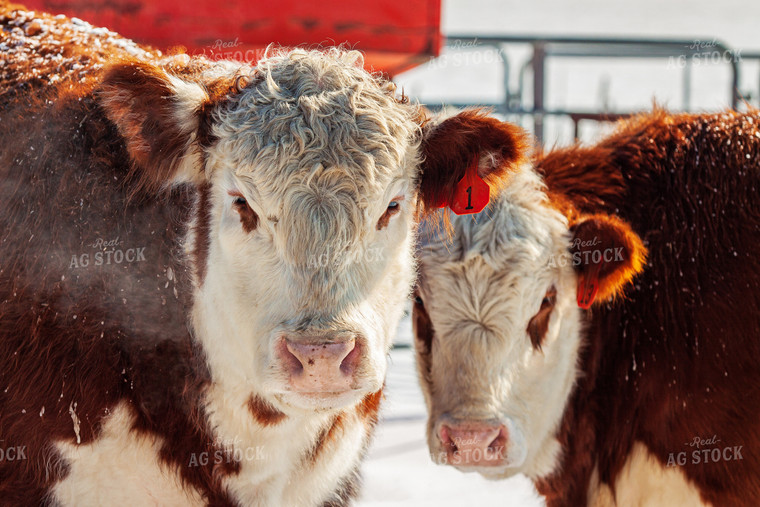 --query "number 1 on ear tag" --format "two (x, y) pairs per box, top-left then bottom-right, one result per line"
(450, 154), (490, 215)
